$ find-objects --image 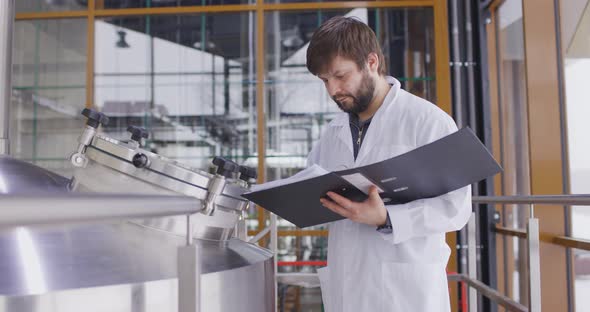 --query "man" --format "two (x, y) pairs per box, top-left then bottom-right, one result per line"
(305, 16), (472, 311)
